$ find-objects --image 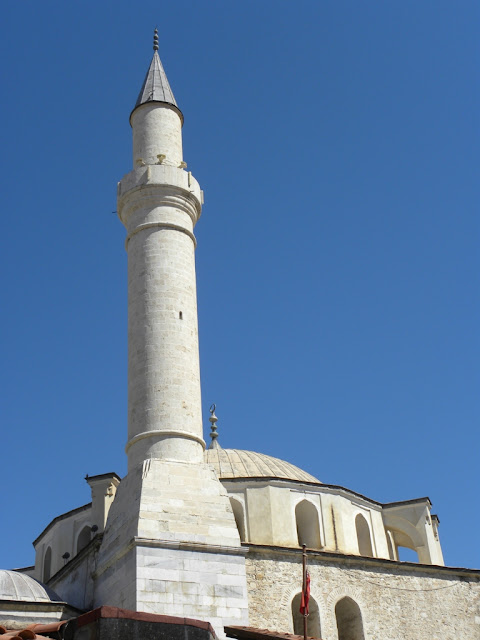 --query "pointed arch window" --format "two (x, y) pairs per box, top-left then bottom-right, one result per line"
(355, 513), (373, 557)
(335, 596), (365, 640)
(291, 592), (321, 638)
